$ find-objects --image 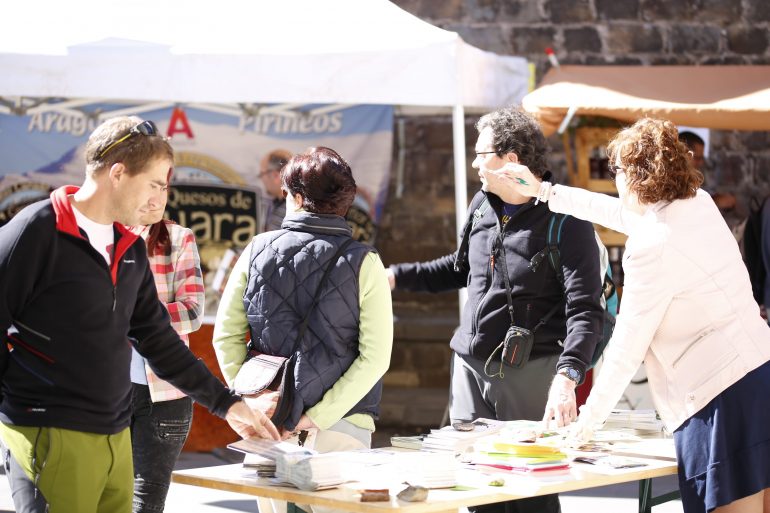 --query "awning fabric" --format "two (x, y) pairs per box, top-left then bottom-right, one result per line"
(522, 65), (770, 135)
